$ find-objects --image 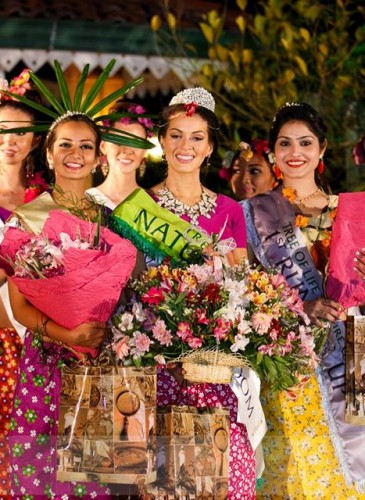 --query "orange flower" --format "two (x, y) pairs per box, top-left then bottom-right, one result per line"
(321, 230), (332, 248)
(282, 187), (296, 202)
(295, 214), (309, 228)
(329, 208), (337, 220)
